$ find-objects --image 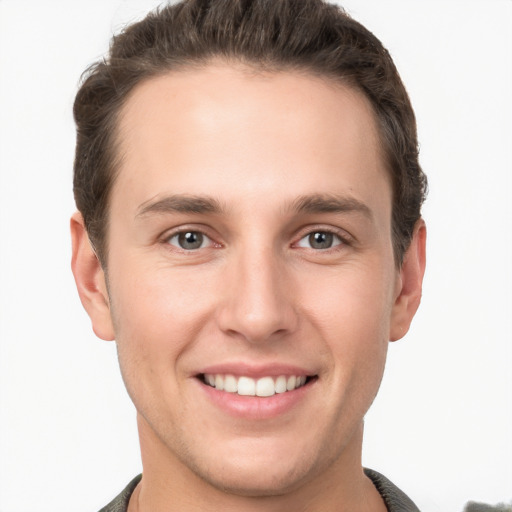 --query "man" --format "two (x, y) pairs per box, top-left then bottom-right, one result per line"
(71, 0), (427, 510)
